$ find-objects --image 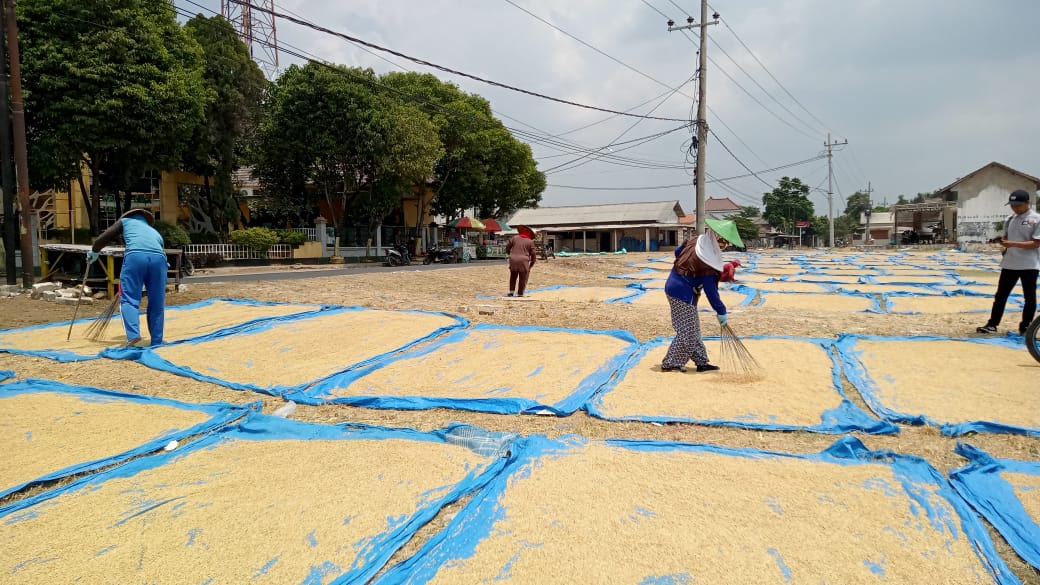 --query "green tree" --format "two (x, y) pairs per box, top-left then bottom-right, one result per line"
(361, 103), (443, 235)
(20, 0), (207, 233)
(380, 72), (543, 223)
(726, 214), (760, 243)
(182, 15), (267, 236)
(843, 191), (871, 222)
(762, 177), (814, 234)
(254, 63), (386, 231)
(738, 205), (761, 218)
